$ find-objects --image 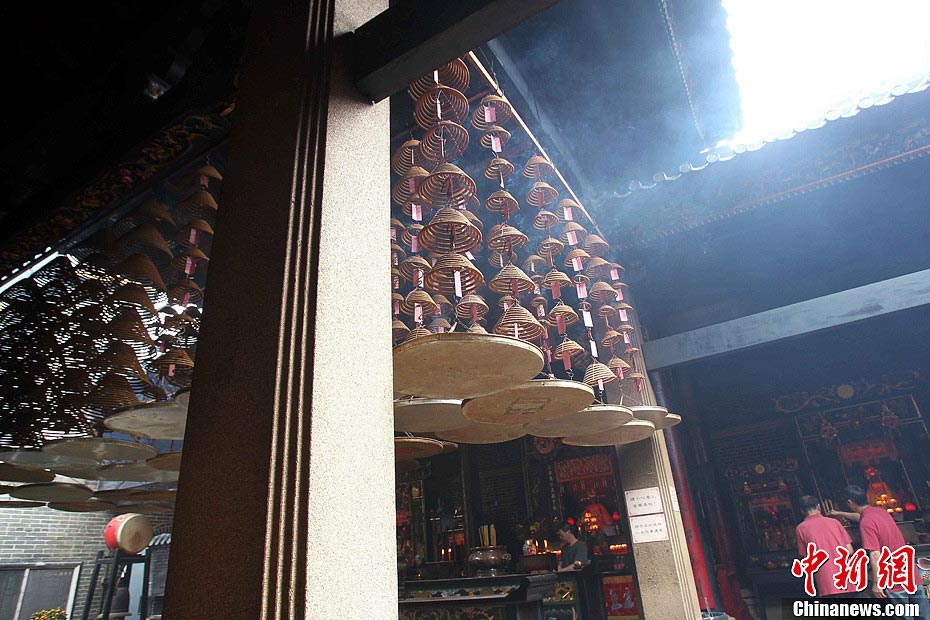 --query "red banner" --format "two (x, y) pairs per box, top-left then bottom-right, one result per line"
(603, 575), (640, 620)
